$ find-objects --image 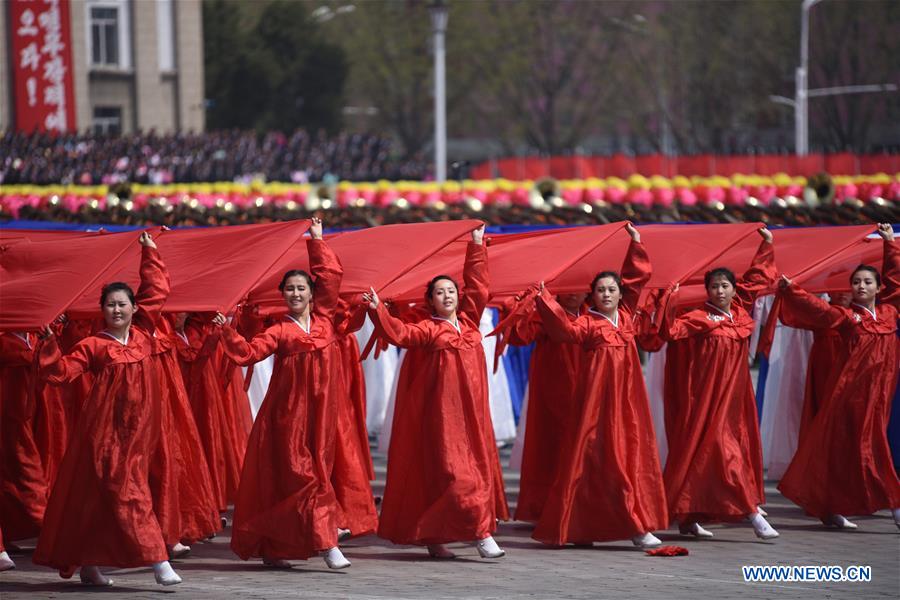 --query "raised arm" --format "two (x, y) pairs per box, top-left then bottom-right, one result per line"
(876, 224), (899, 308)
(778, 276), (844, 329)
(135, 232), (170, 319)
(38, 335), (93, 384)
(735, 228), (776, 311)
(309, 227), (343, 321)
(620, 224), (651, 312)
(535, 287), (585, 344)
(363, 289), (434, 348)
(658, 286), (714, 341)
(212, 313), (280, 366)
(458, 226), (490, 323)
